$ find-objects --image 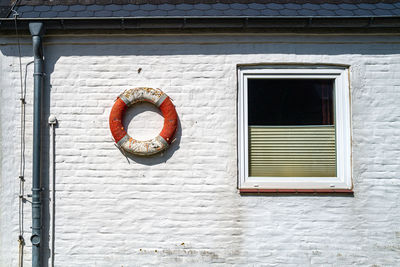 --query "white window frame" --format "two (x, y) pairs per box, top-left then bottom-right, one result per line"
(238, 66), (352, 190)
